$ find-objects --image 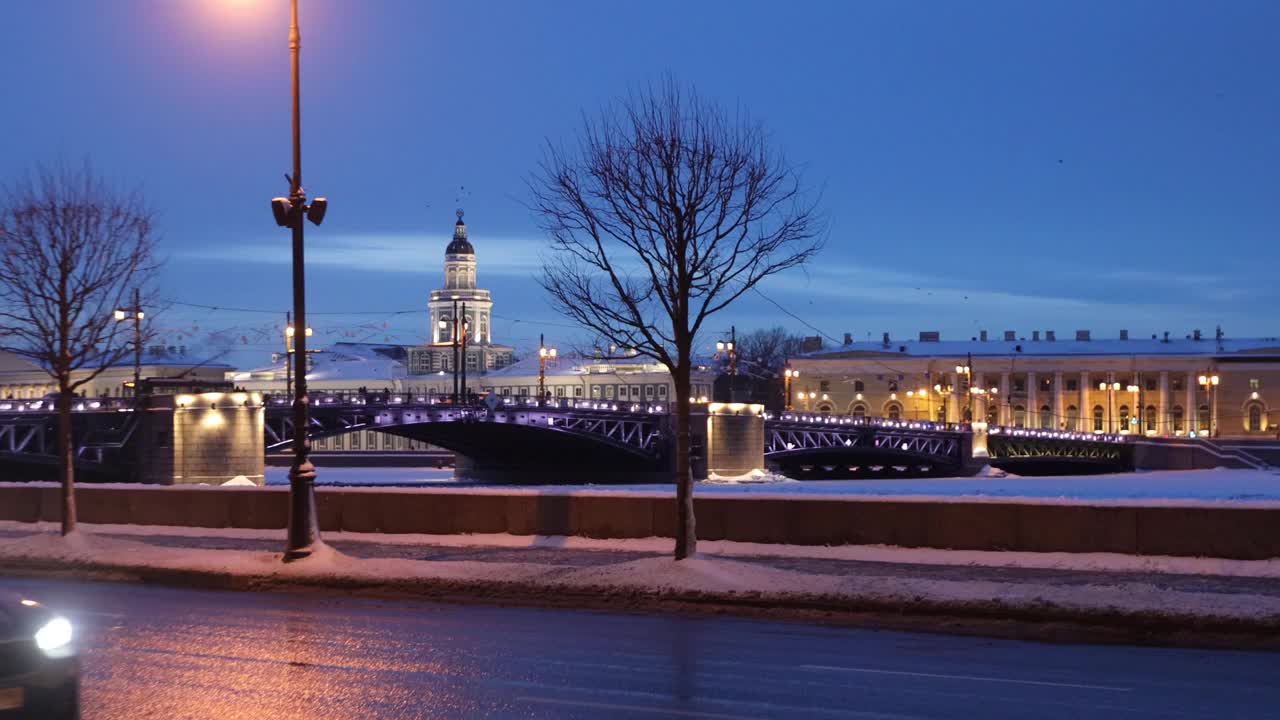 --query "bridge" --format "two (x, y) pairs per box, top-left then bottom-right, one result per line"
(264, 396), (672, 482)
(0, 394), (1135, 483)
